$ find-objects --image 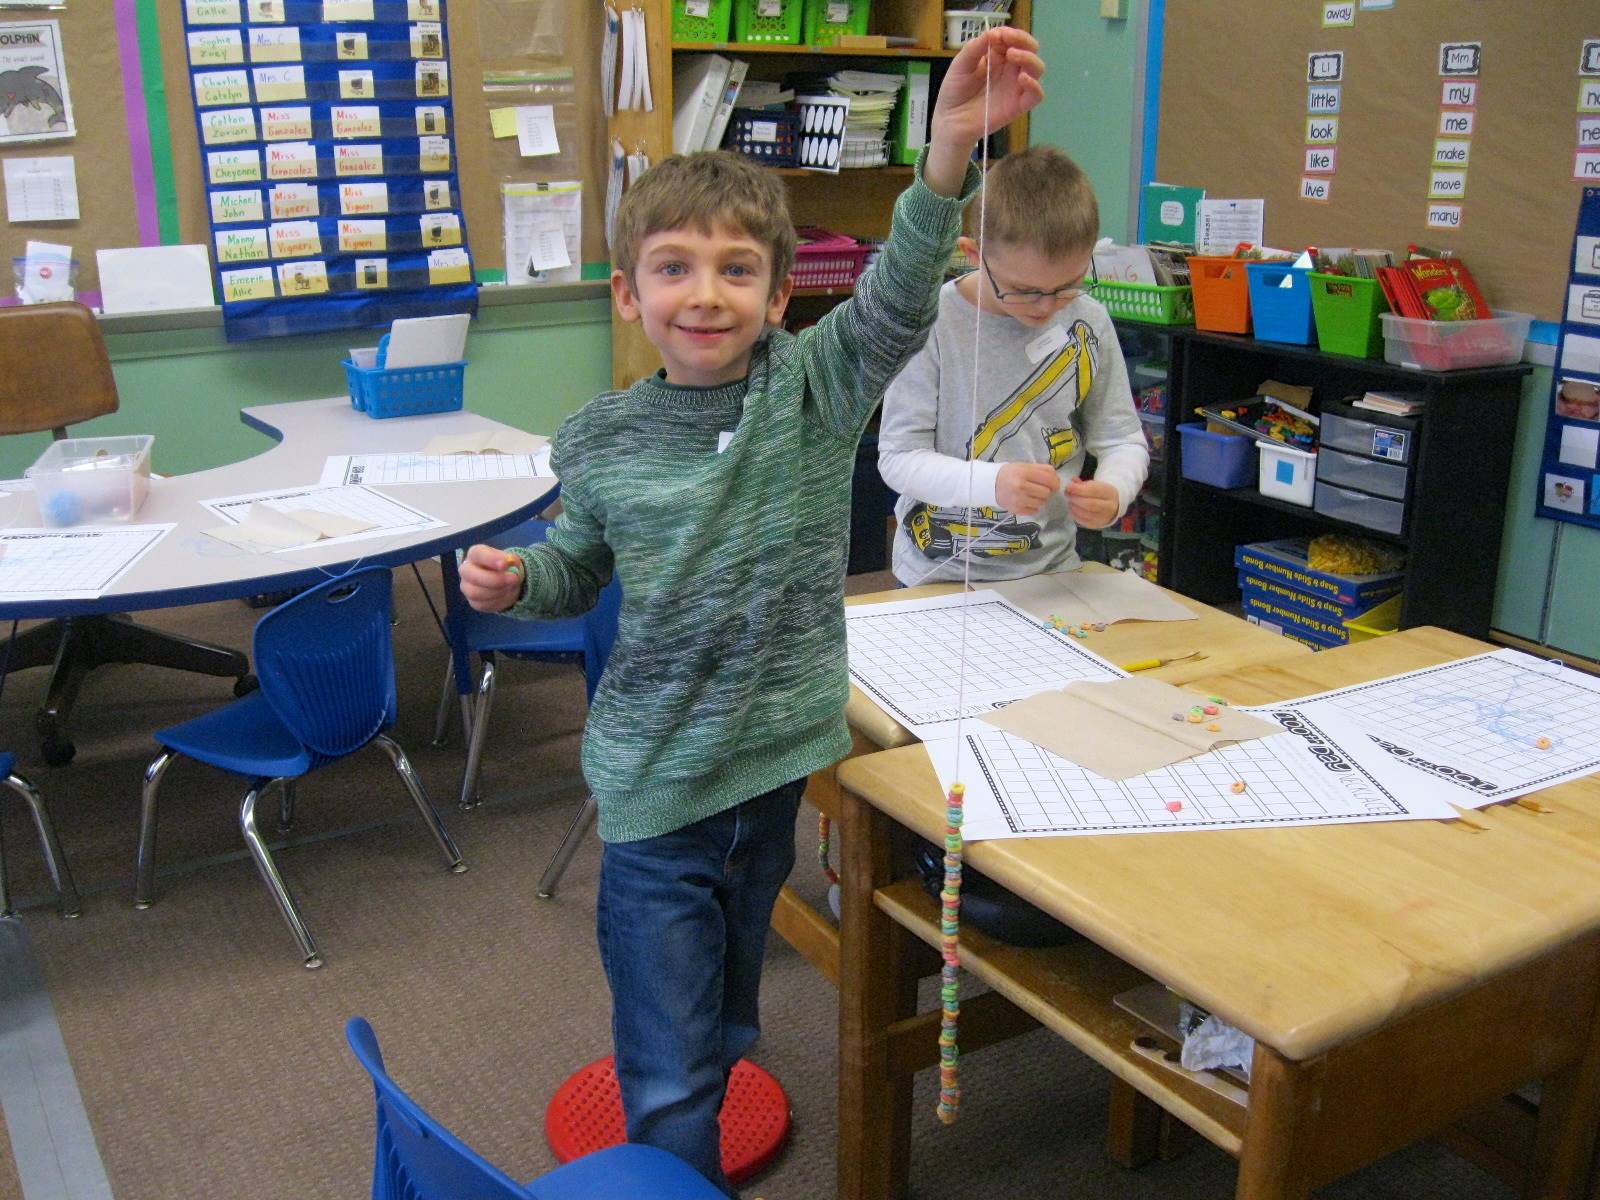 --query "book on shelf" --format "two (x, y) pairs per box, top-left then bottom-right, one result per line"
(672, 53), (732, 156)
(1377, 257), (1491, 321)
(1353, 390), (1426, 416)
(1139, 182), (1204, 248)
(891, 60), (929, 165)
(704, 57), (749, 151)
